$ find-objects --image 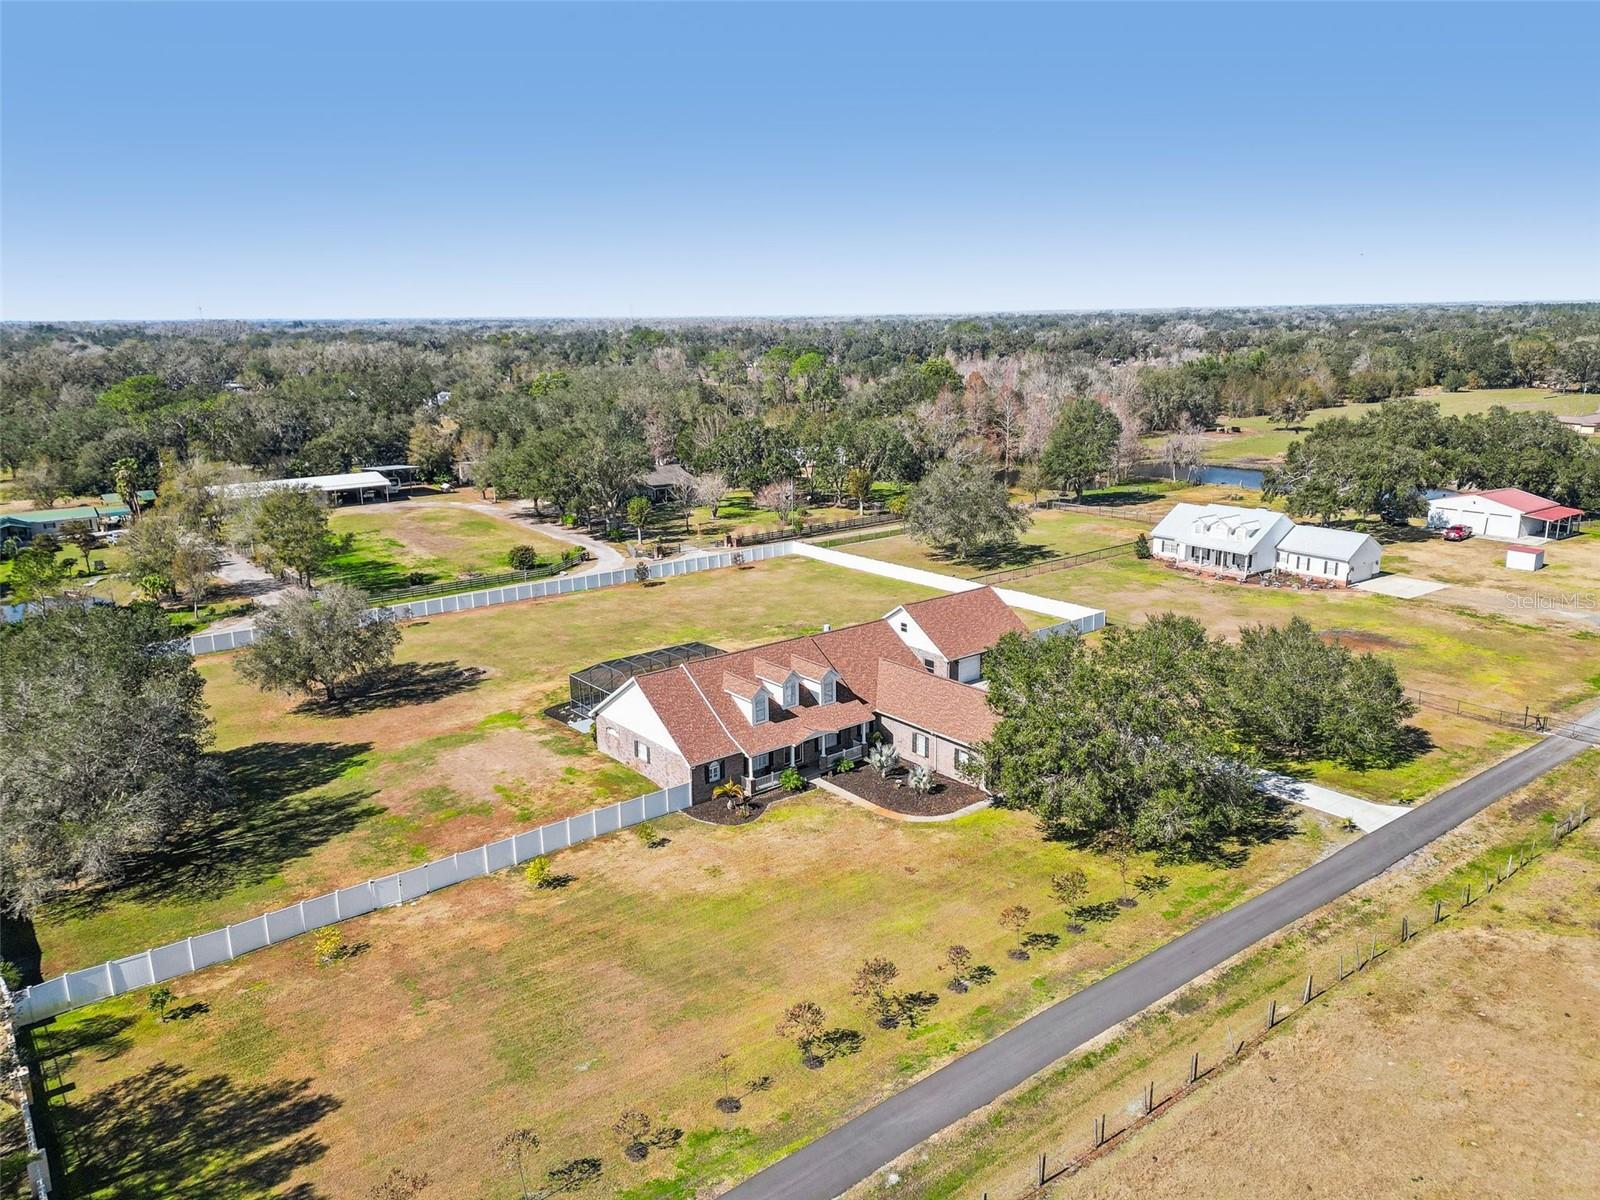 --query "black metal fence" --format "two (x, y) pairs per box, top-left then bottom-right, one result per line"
(368, 548), (586, 604)
(969, 541), (1139, 585)
(732, 511), (898, 547)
